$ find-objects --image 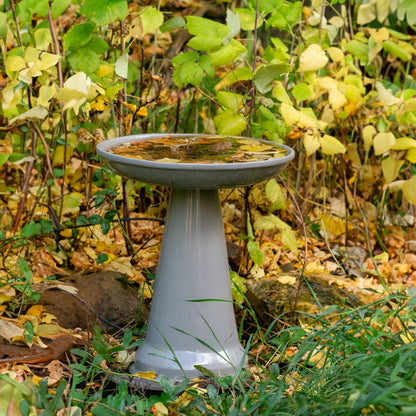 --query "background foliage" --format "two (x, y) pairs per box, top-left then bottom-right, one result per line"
(1, 0), (416, 413)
